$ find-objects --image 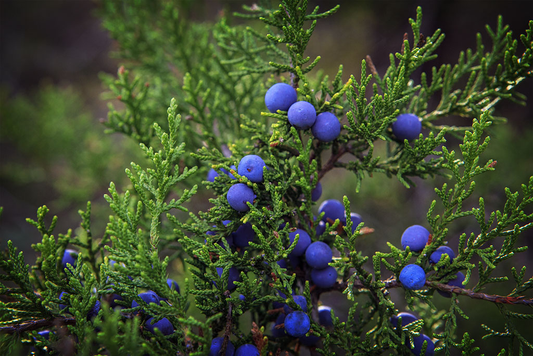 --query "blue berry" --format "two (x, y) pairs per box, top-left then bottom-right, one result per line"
(207, 166), (236, 182)
(411, 334), (435, 356)
(315, 221), (326, 237)
(277, 259), (288, 269)
(167, 278), (180, 293)
(32, 330), (51, 352)
(209, 337), (235, 356)
(103, 280), (124, 308)
(305, 241), (332, 269)
(272, 291), (287, 310)
(37, 330), (50, 339)
(311, 112), (341, 142)
(207, 168), (218, 182)
(109, 260), (126, 271)
(108, 291), (123, 308)
(87, 300), (101, 320)
(132, 291), (161, 309)
(288, 101), (317, 129)
(206, 220), (234, 248)
(238, 155), (266, 183)
(265, 83), (297, 113)
(318, 199), (346, 224)
(318, 306), (333, 326)
(240, 293), (256, 304)
(227, 183), (256, 212)
(347, 213), (363, 234)
(207, 220), (231, 236)
(401, 225), (430, 252)
(145, 317), (174, 335)
(216, 267), (241, 290)
(283, 295), (308, 314)
(300, 333), (321, 346)
(438, 272), (466, 298)
(399, 264), (426, 290)
(271, 313), (286, 338)
(288, 229), (311, 257)
(236, 344), (260, 356)
(109, 259), (119, 268)
(109, 260), (133, 280)
(232, 223), (256, 247)
(392, 113), (422, 141)
(284, 311), (311, 337)
(429, 246), (455, 264)
(235, 344), (259, 356)
(59, 291), (68, 310)
(62, 249), (78, 270)
(228, 166), (237, 179)
(311, 266), (338, 288)
(311, 182), (322, 201)
(390, 312), (418, 328)
(30, 330), (50, 355)
(288, 254), (301, 268)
